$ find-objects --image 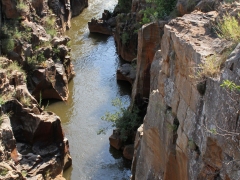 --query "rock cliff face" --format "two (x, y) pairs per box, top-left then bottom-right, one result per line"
(131, 10), (240, 180)
(70, 0), (88, 17)
(0, 0), (77, 101)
